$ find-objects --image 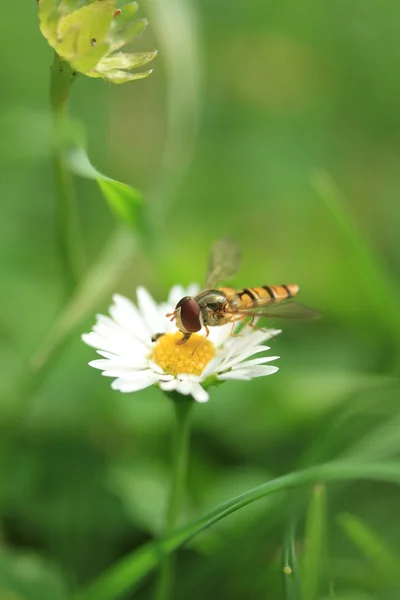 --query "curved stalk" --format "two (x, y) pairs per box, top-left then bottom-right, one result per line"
(50, 52), (84, 296)
(155, 395), (193, 600)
